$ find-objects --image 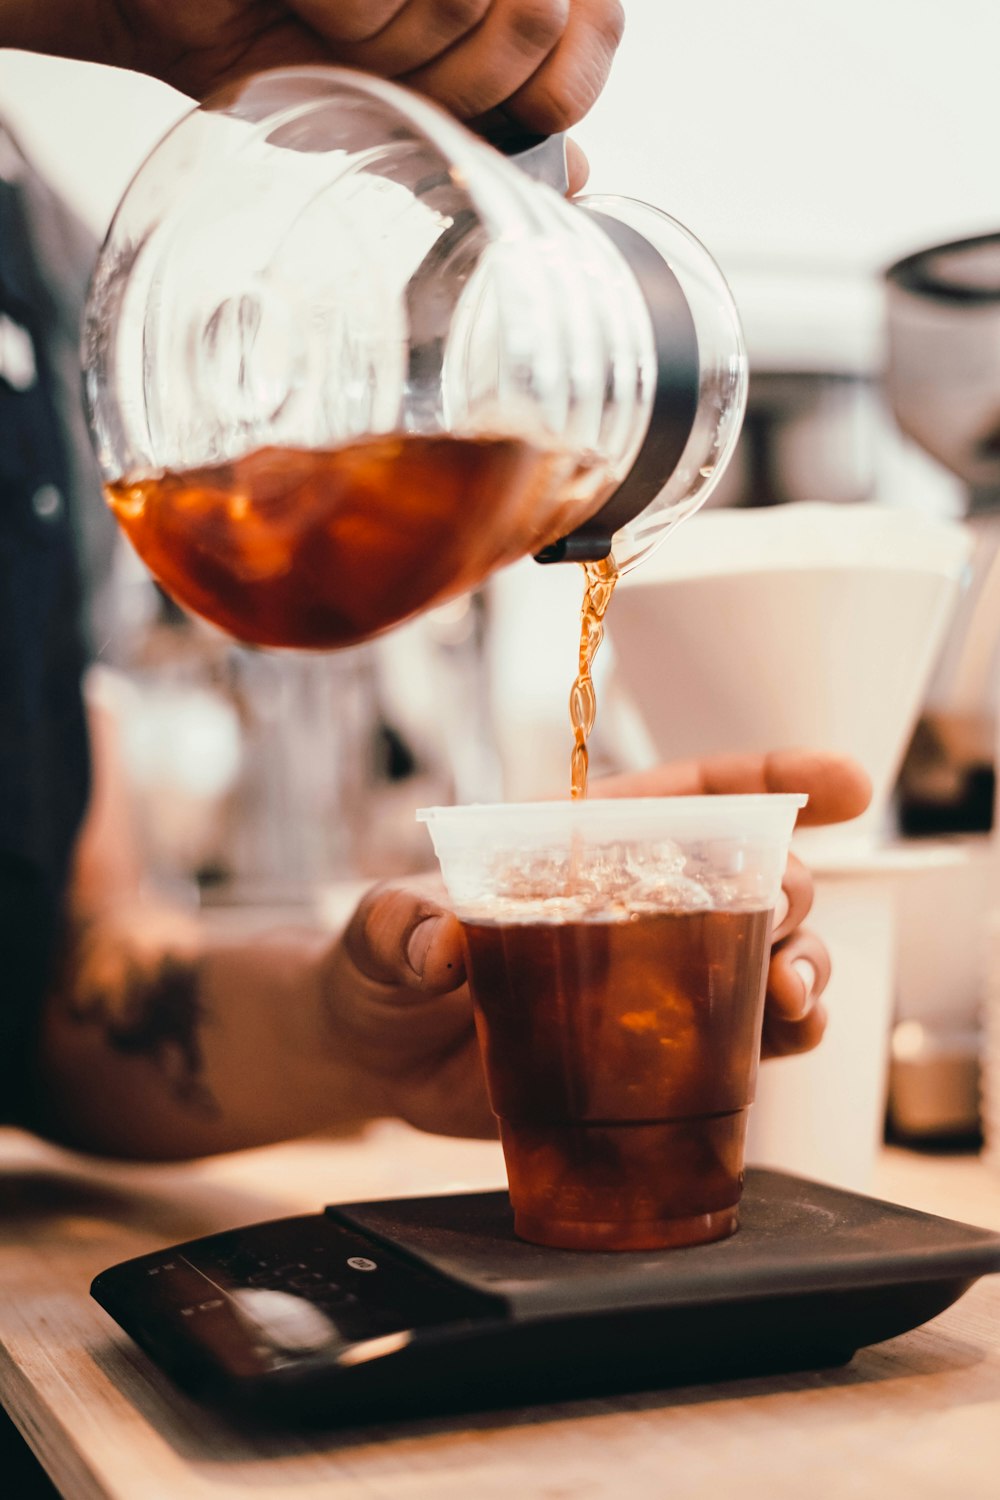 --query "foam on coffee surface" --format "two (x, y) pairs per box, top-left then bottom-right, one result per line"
(459, 840), (773, 924)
